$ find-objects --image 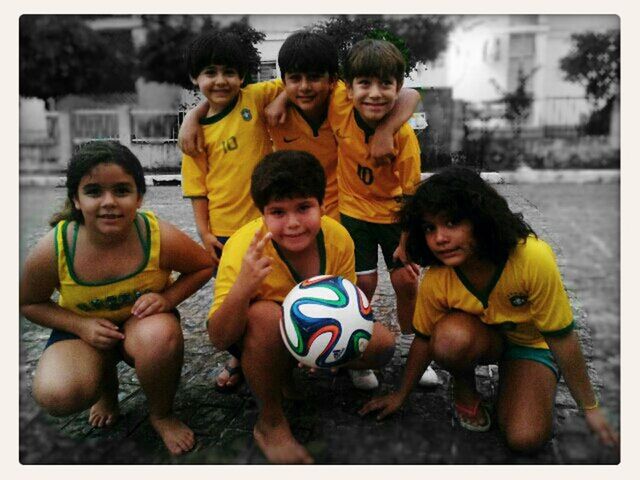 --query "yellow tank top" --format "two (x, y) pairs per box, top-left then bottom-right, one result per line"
(55, 210), (171, 322)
